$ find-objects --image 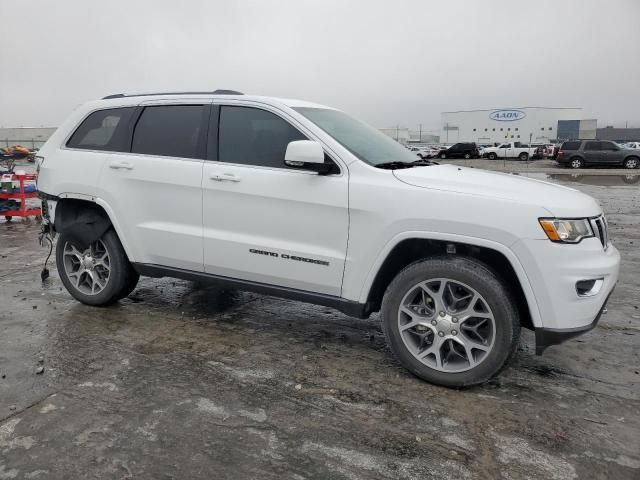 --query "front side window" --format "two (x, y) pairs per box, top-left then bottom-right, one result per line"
(67, 107), (135, 152)
(132, 105), (205, 159)
(218, 106), (306, 168)
(600, 141), (617, 151)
